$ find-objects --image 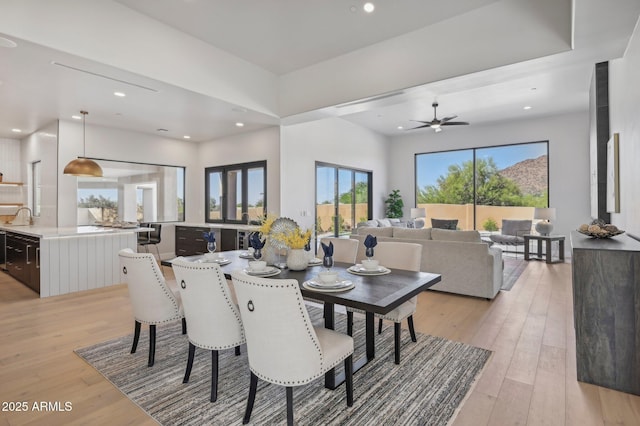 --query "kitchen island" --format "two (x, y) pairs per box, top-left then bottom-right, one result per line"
(1, 225), (149, 298)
